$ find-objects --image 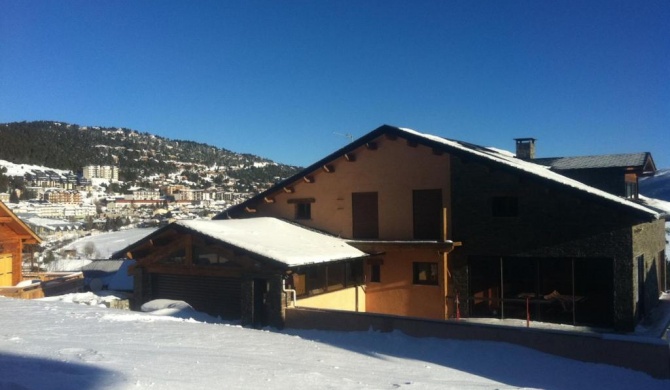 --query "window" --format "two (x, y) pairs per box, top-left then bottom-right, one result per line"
(413, 262), (438, 285)
(625, 173), (638, 199)
(492, 196), (518, 217)
(352, 192), (379, 239)
(625, 182), (638, 199)
(288, 198), (314, 220)
(295, 260), (364, 297)
(327, 262), (346, 291)
(413, 189), (442, 240)
(295, 202), (311, 220)
(370, 264), (381, 283)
